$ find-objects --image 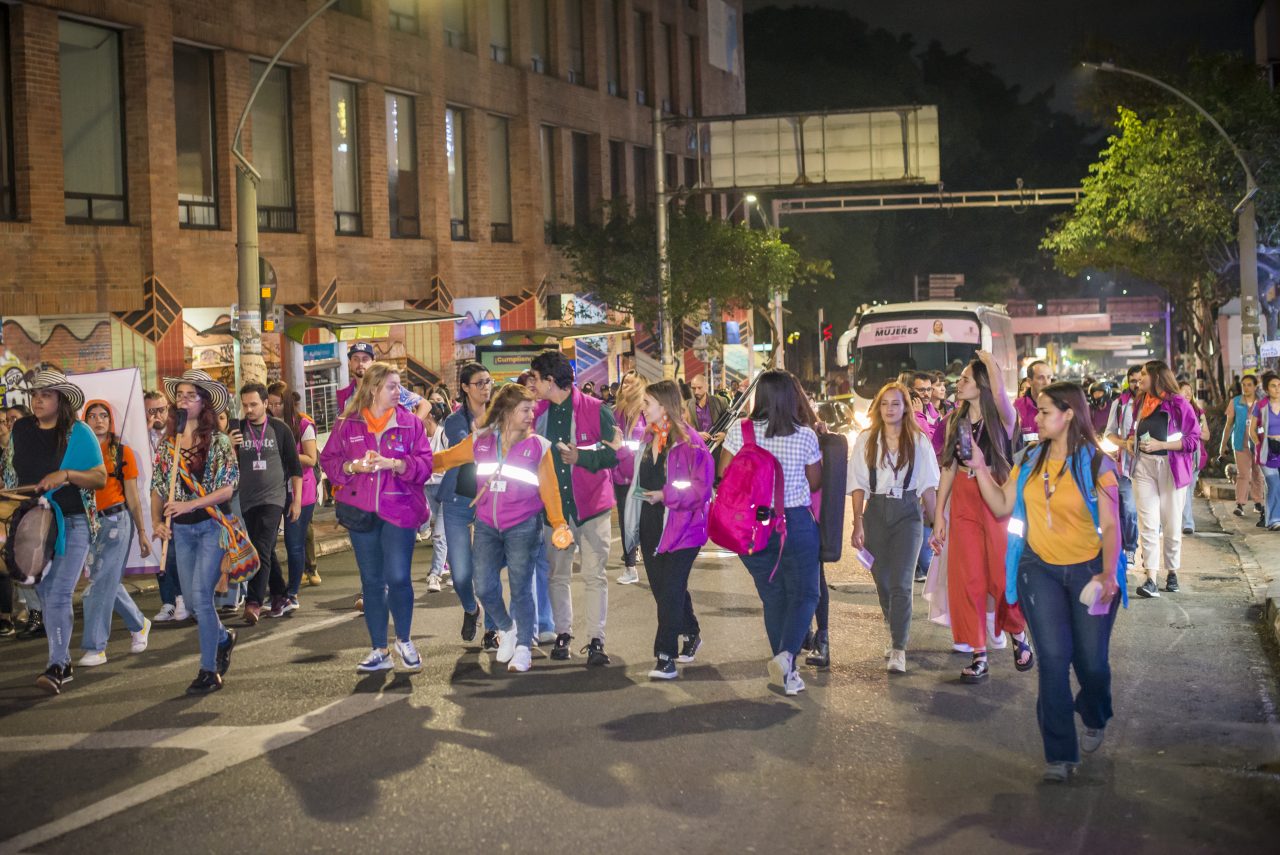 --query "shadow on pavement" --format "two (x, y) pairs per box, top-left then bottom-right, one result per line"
(600, 698), (801, 741)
